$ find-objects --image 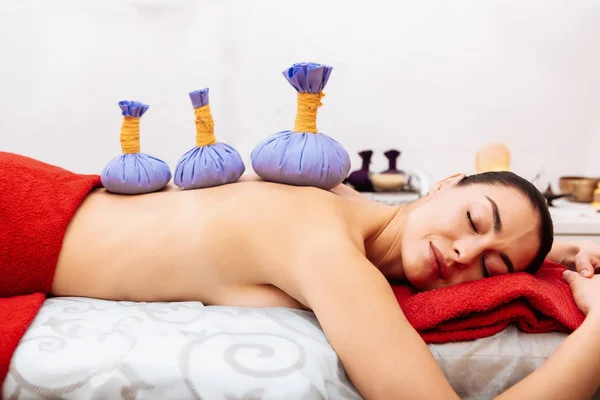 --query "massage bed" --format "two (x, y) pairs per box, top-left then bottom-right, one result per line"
(4, 297), (599, 400)
(1, 153), (595, 399)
